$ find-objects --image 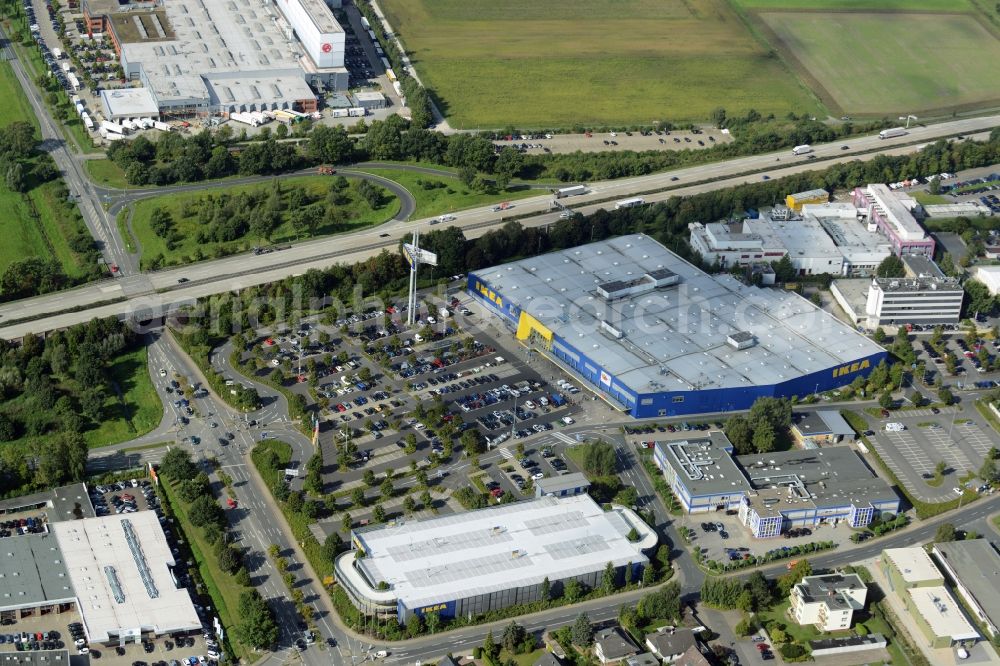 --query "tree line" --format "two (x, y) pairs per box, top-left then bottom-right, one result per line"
(0, 318), (143, 498)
